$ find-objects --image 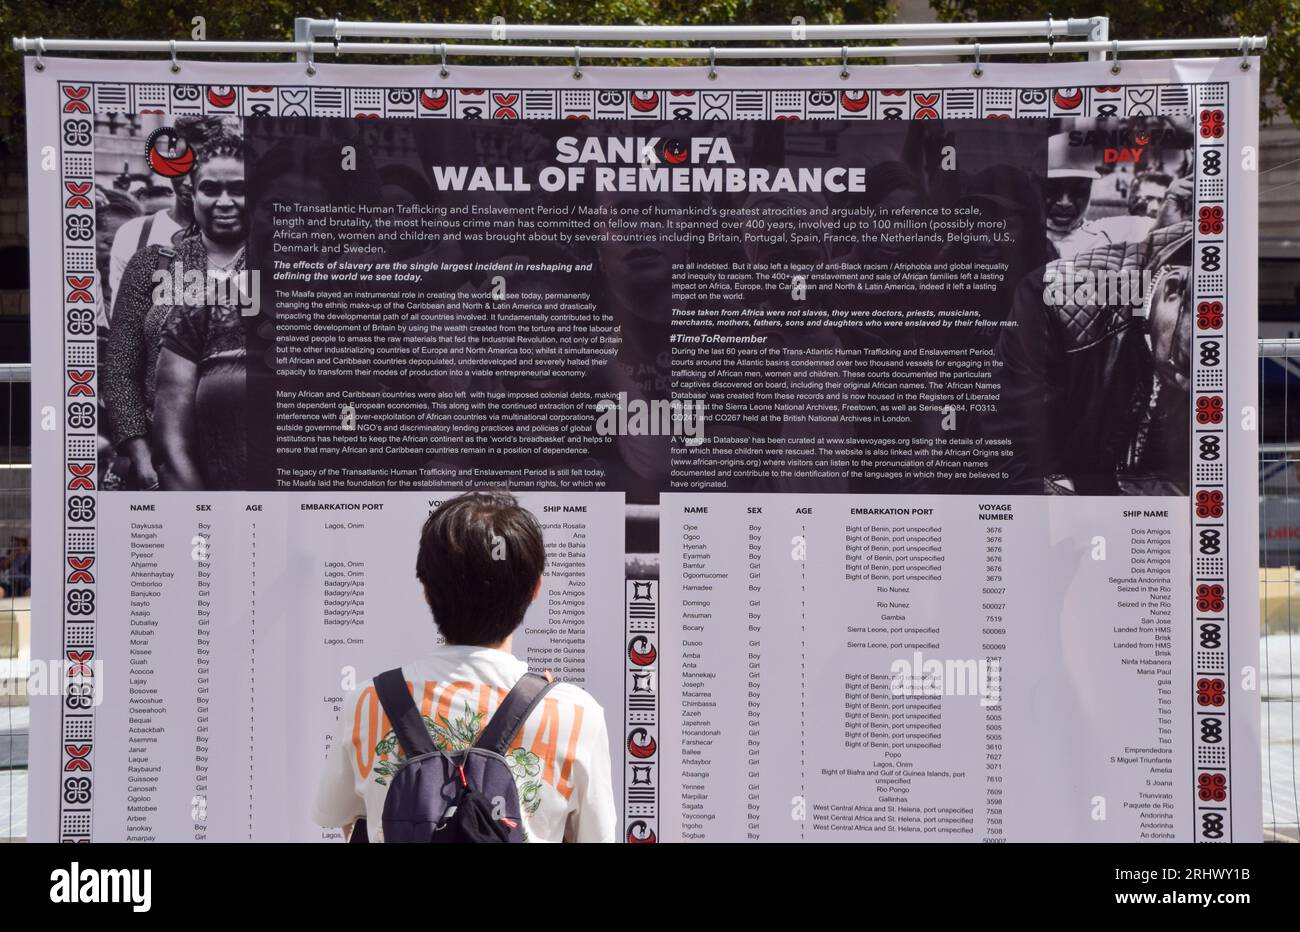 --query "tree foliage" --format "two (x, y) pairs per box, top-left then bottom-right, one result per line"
(0, 0), (893, 159)
(0, 0), (1293, 161)
(930, 0), (1300, 123)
